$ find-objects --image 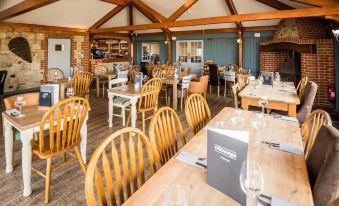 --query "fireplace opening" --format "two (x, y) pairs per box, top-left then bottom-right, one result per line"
(279, 50), (301, 85)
